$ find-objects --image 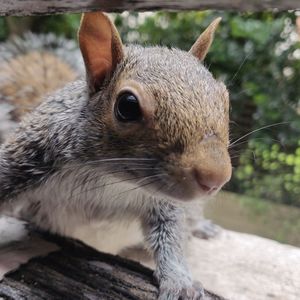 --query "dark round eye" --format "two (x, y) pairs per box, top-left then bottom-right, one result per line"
(115, 92), (142, 122)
